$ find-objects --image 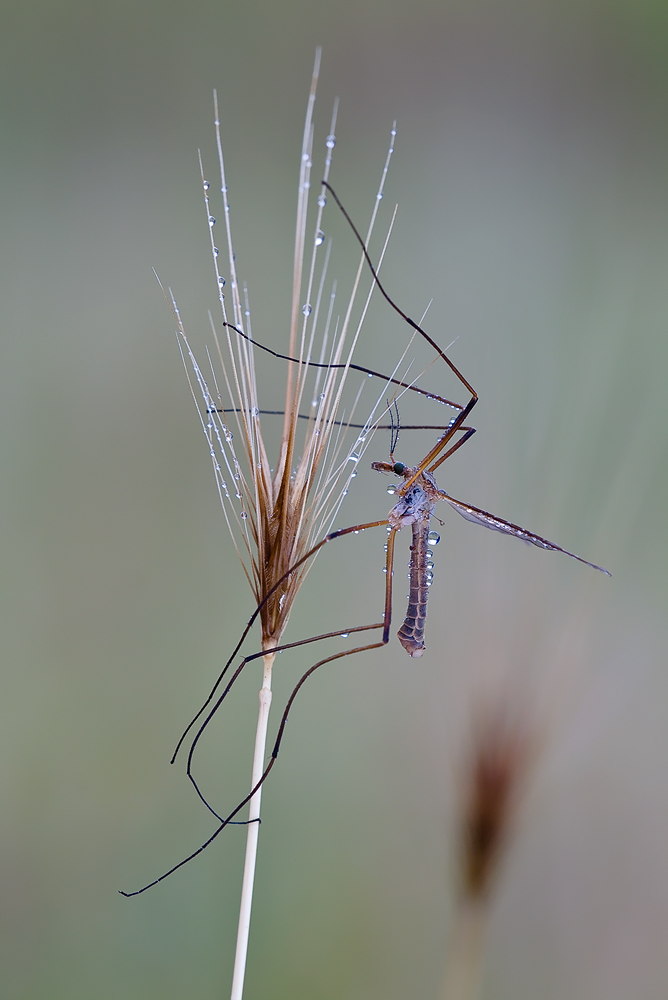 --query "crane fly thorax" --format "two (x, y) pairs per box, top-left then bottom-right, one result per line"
(383, 465), (441, 531)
